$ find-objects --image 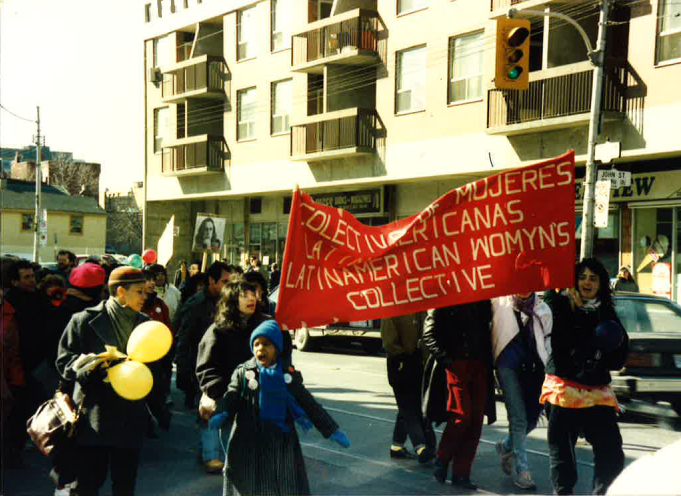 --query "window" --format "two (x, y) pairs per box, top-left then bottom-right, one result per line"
(70, 215), (84, 235)
(238, 7), (257, 60)
(658, 0), (681, 63)
(237, 87), (257, 140)
(271, 0), (291, 51)
(250, 197), (263, 214)
(153, 35), (171, 67)
(396, 46), (427, 113)
(154, 107), (170, 152)
(21, 213), (34, 231)
(398, 0), (428, 15)
(318, 0), (333, 20)
(448, 31), (483, 104)
(271, 79), (292, 134)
